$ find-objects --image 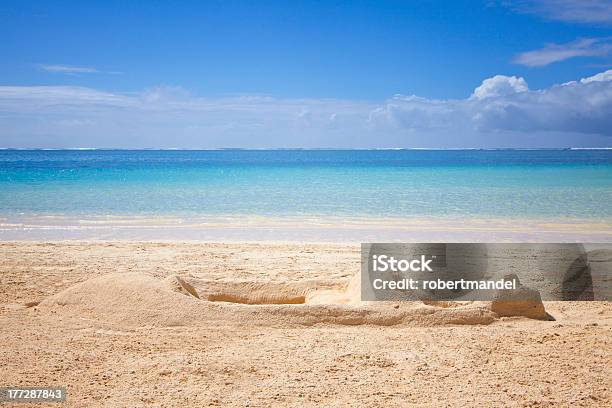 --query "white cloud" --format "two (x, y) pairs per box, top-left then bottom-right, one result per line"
(471, 72), (612, 135)
(471, 75), (529, 98)
(38, 64), (123, 75)
(373, 69), (612, 138)
(504, 0), (612, 25)
(513, 38), (612, 67)
(581, 69), (612, 82)
(39, 64), (100, 74)
(1, 70), (612, 148)
(0, 86), (132, 113)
